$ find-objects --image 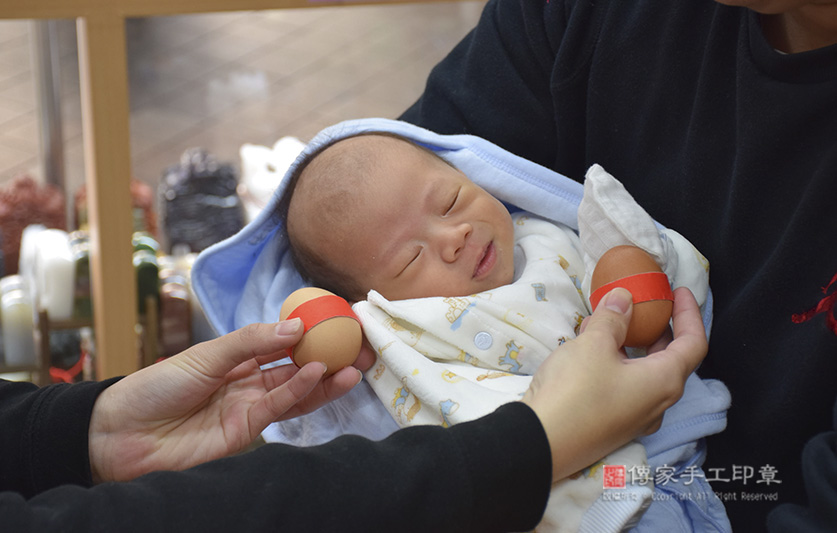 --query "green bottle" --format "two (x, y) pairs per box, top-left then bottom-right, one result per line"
(133, 249), (159, 316)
